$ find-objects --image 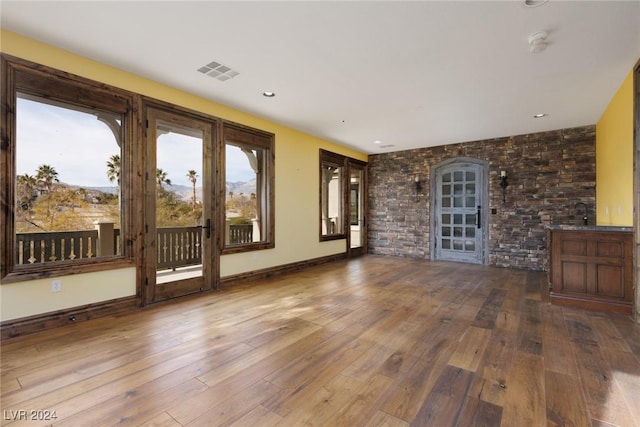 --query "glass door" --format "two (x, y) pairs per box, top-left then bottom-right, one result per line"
(144, 107), (216, 304)
(347, 160), (367, 256)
